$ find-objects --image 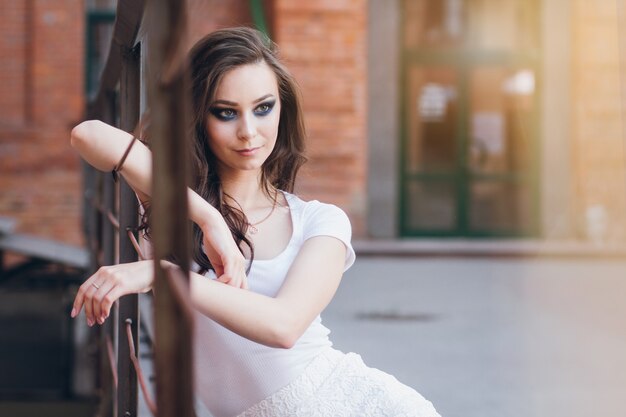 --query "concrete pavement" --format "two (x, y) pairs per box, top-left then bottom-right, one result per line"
(323, 256), (626, 417)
